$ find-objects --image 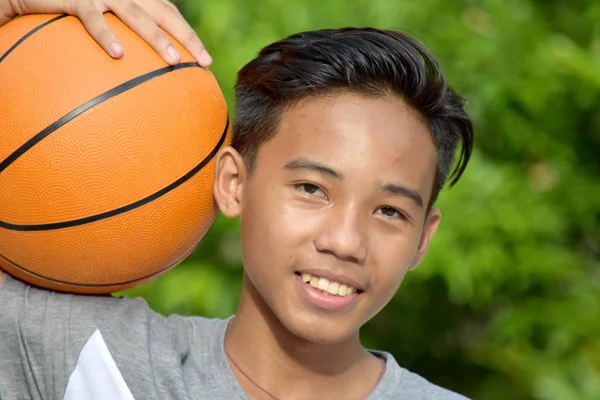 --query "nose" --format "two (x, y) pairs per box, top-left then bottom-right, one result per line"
(314, 203), (367, 265)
